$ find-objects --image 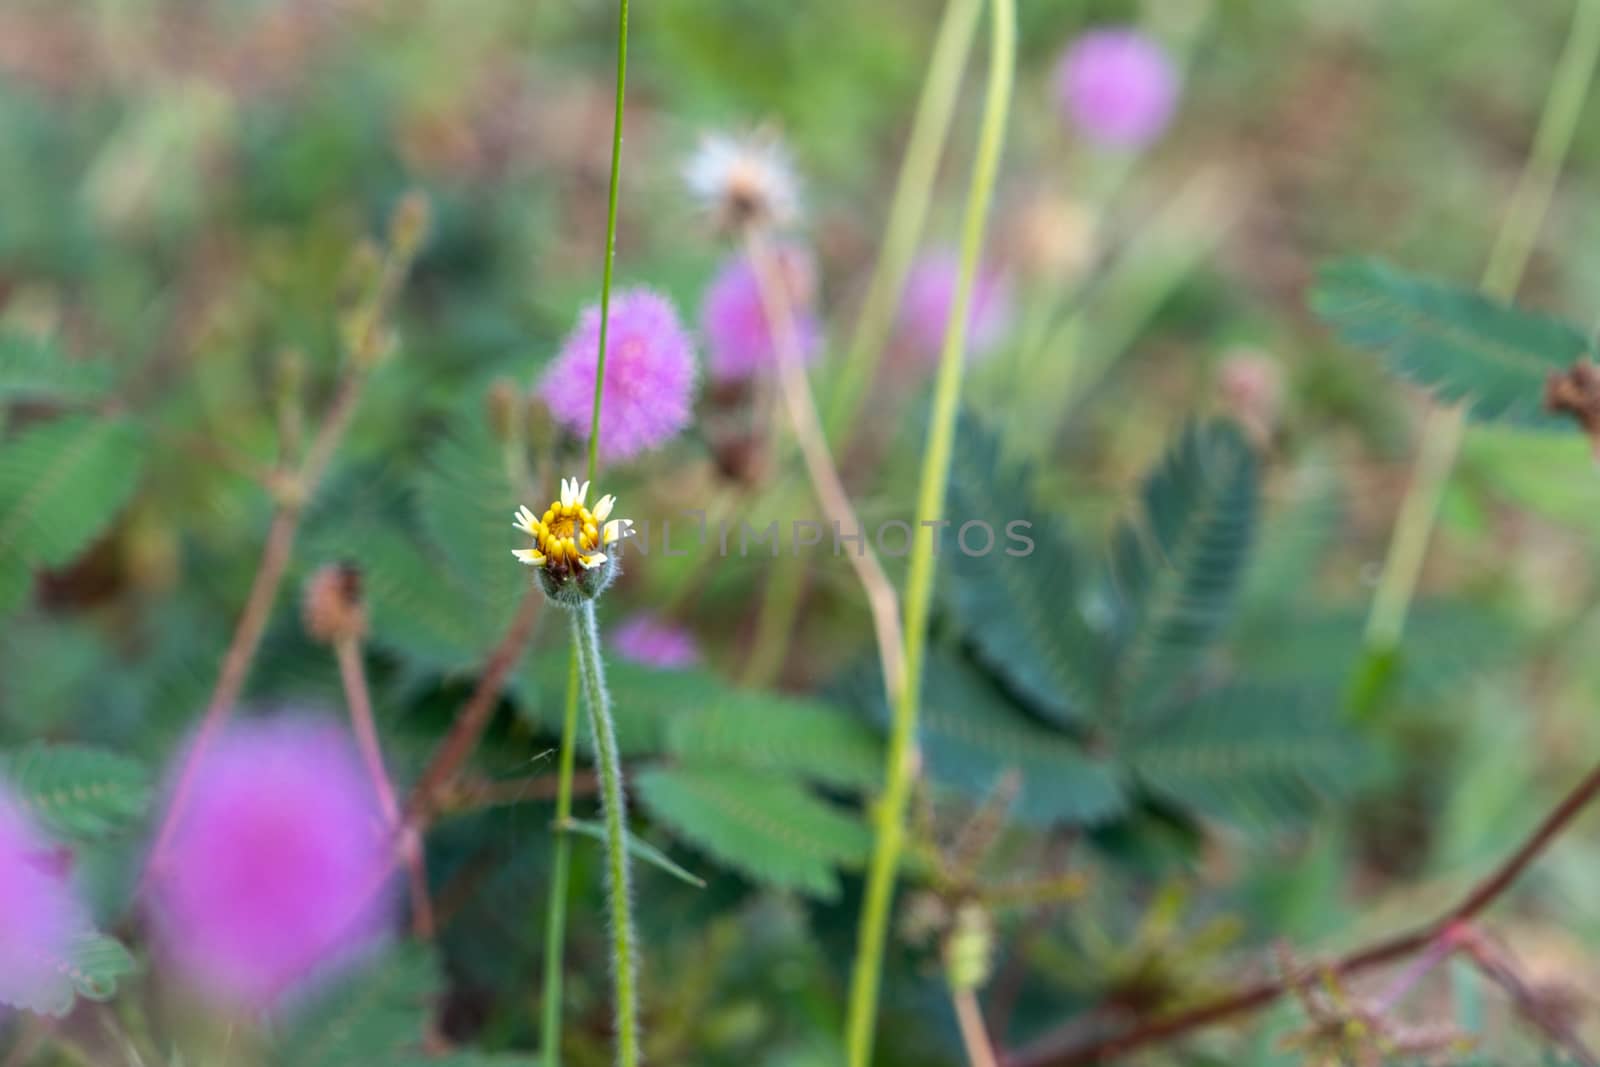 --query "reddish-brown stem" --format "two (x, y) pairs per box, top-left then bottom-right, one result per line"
(1458, 928), (1599, 1066)
(405, 589), (542, 824)
(743, 228), (907, 705)
(1006, 756), (1600, 1067)
(335, 636), (435, 939)
(145, 505), (301, 868)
